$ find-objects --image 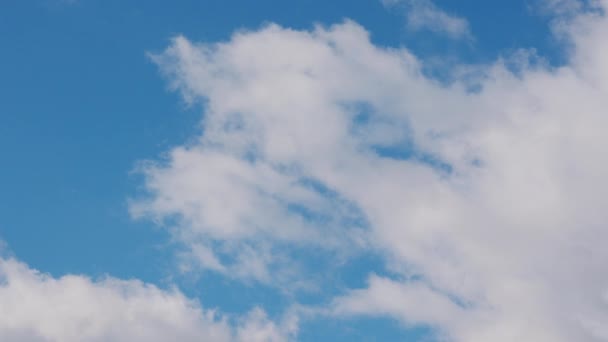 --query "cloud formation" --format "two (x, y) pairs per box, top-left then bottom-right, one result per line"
(133, 1), (608, 340)
(0, 256), (291, 342)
